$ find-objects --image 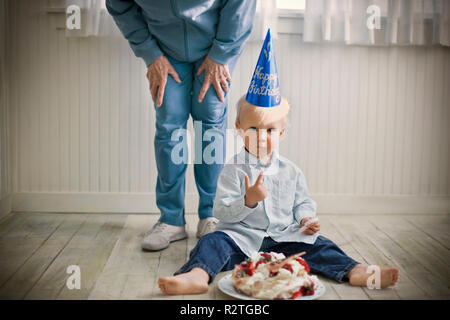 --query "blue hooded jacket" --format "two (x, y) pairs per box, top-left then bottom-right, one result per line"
(106, 0), (257, 66)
